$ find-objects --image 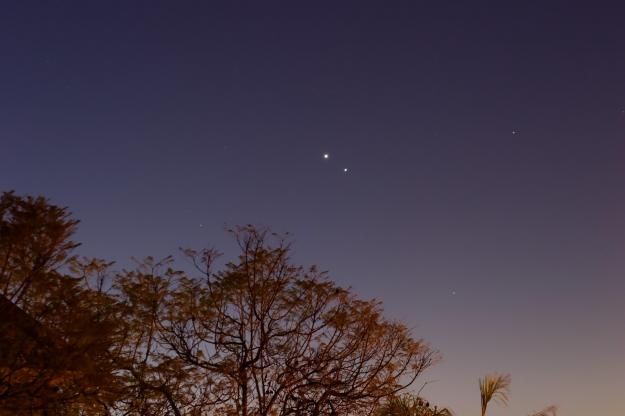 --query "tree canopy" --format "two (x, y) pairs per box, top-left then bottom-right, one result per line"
(0, 192), (437, 415)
